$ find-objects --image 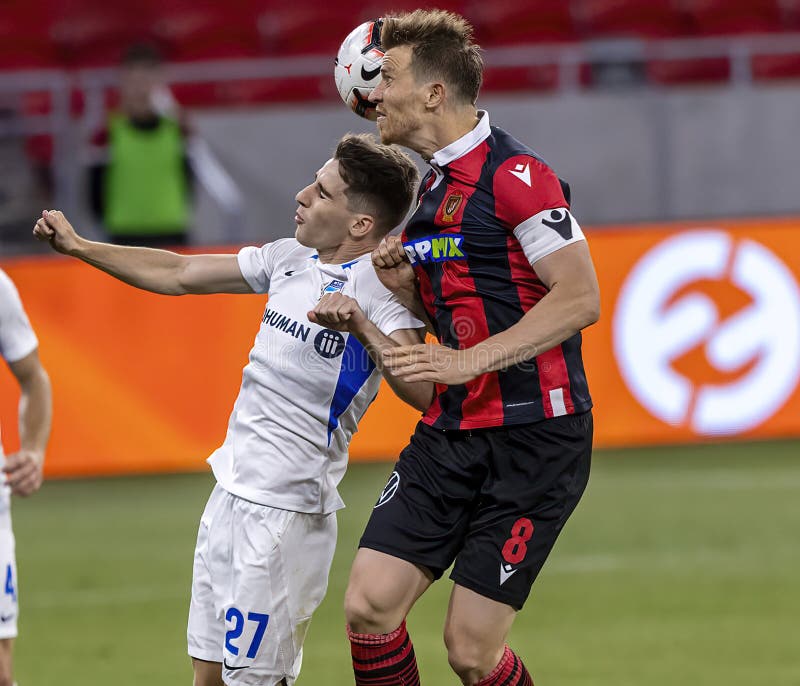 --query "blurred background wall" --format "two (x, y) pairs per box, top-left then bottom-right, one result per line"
(187, 85), (800, 245)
